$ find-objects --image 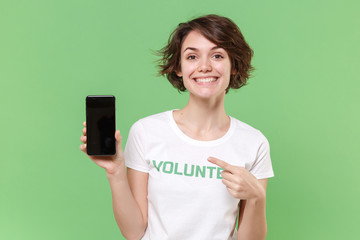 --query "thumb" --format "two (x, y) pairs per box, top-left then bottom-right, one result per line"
(115, 130), (122, 144)
(115, 130), (123, 151)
